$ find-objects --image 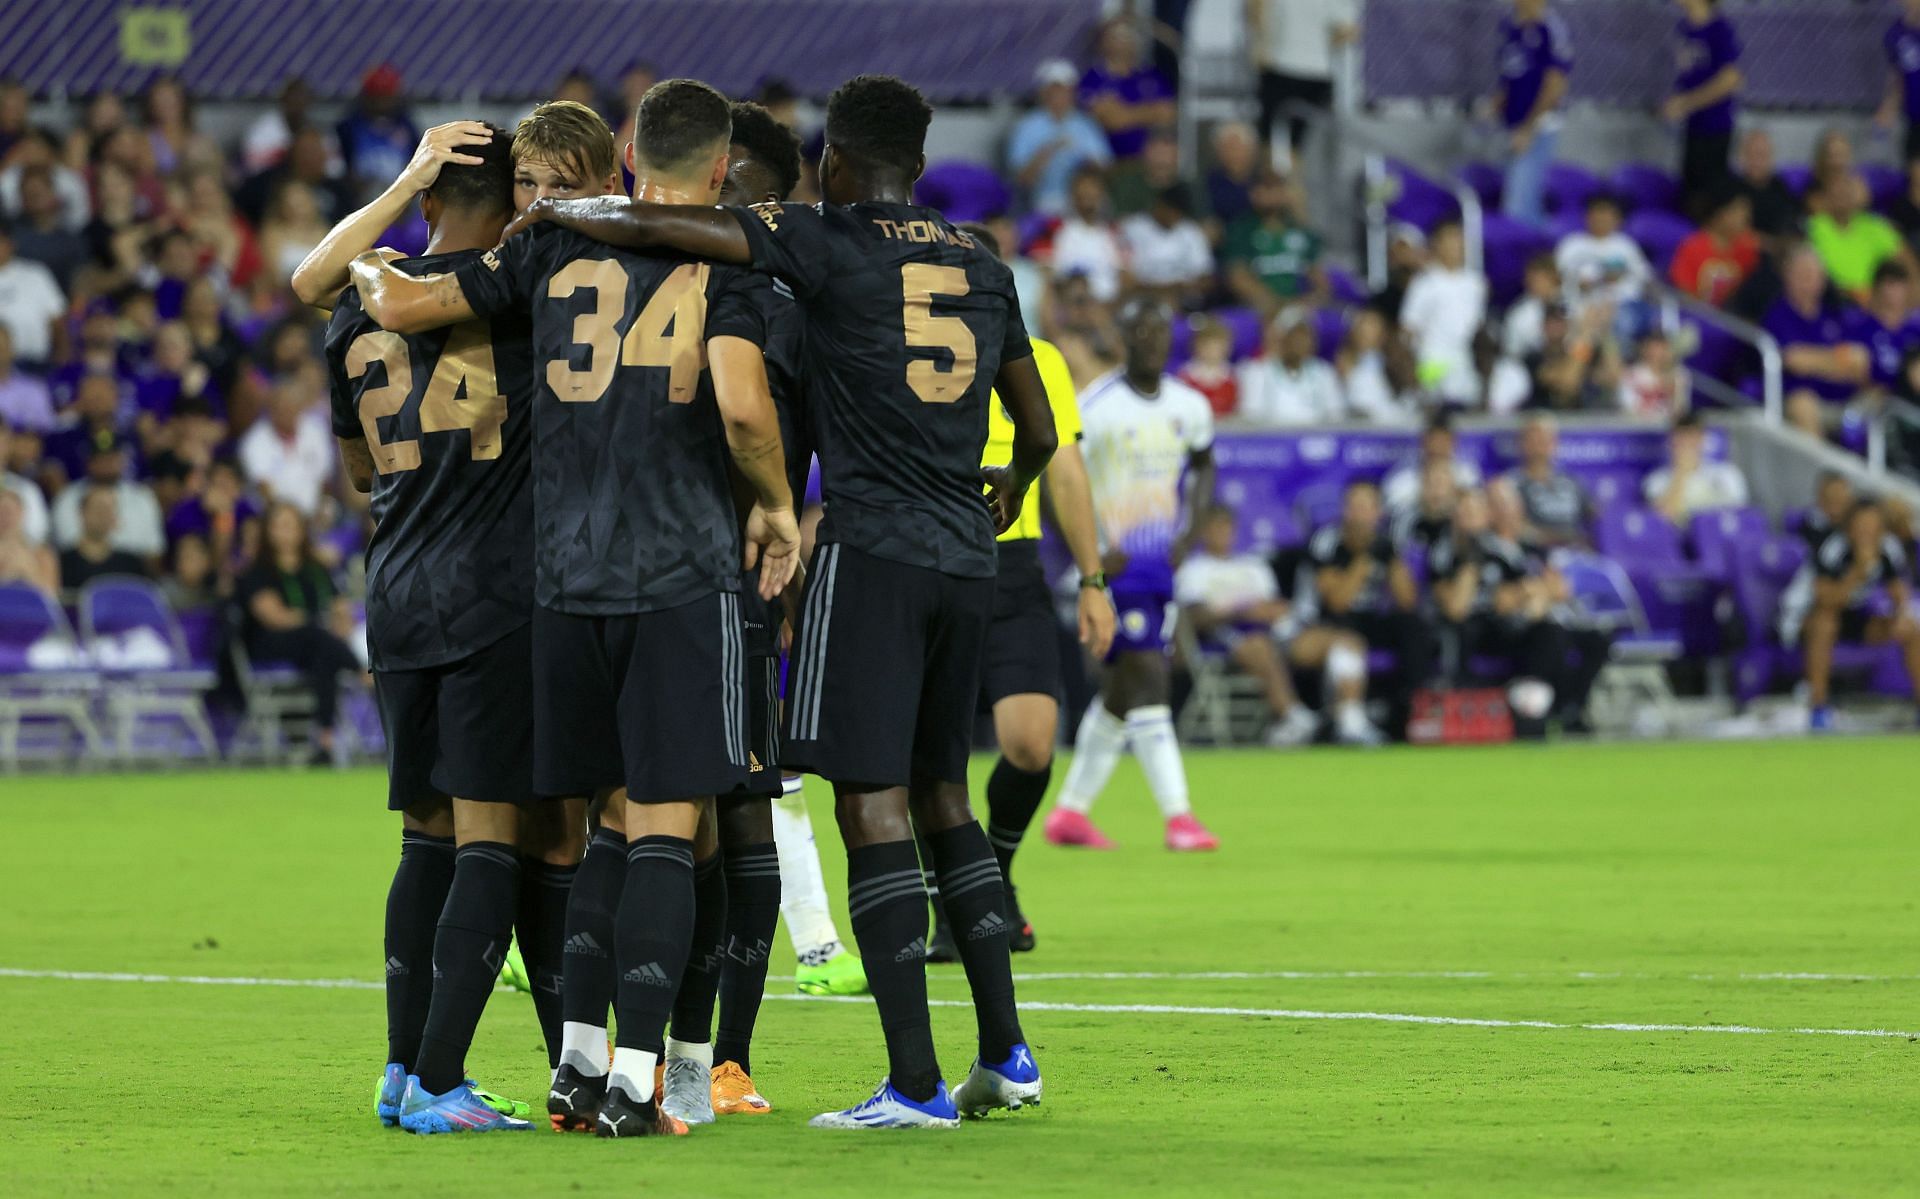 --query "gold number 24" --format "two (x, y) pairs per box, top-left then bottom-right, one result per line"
(346, 323), (505, 475)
